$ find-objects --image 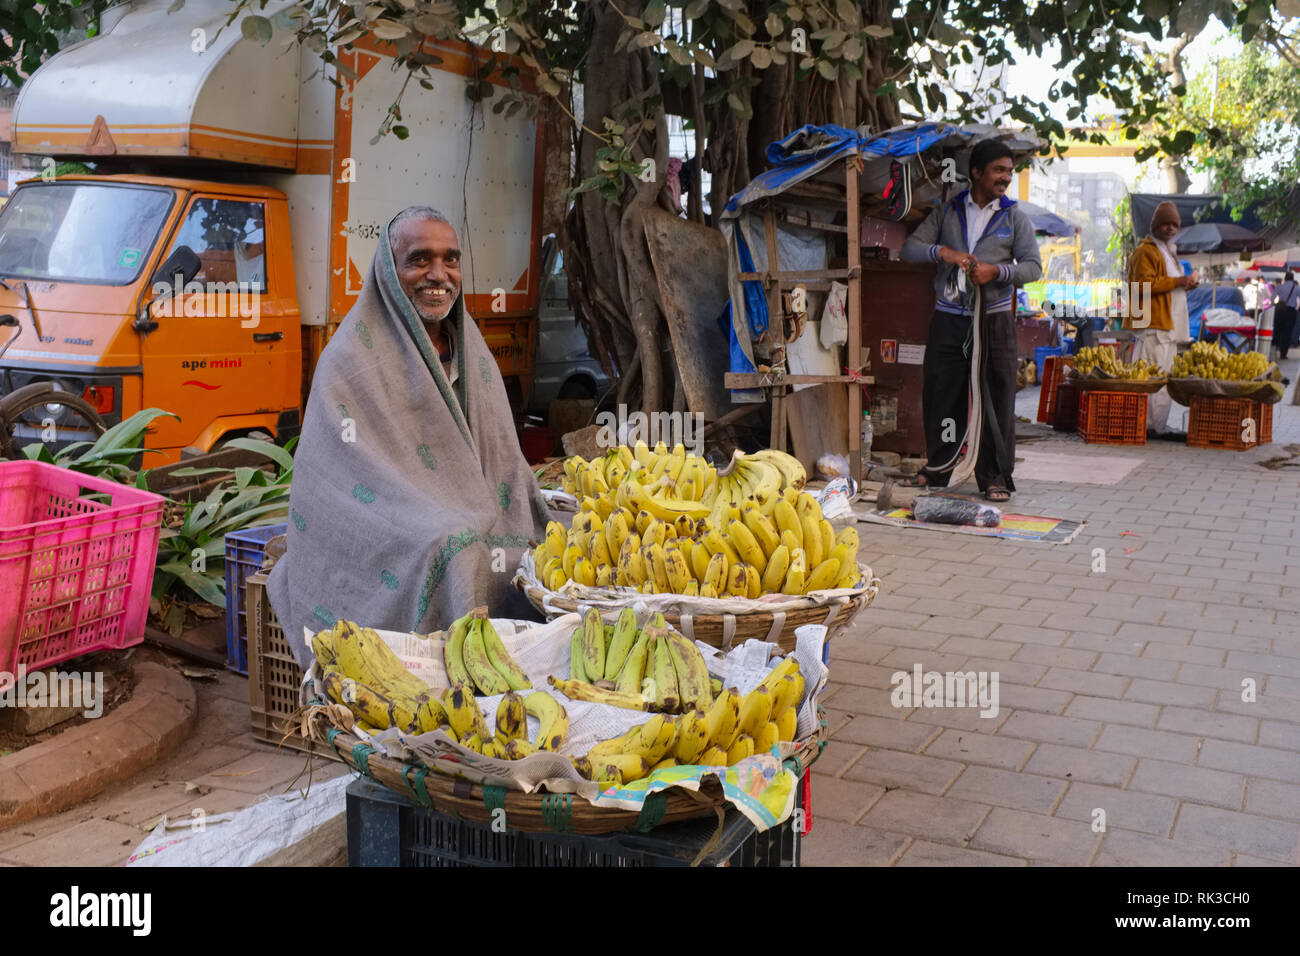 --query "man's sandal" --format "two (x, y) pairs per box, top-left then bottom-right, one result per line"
(984, 486), (1011, 502)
